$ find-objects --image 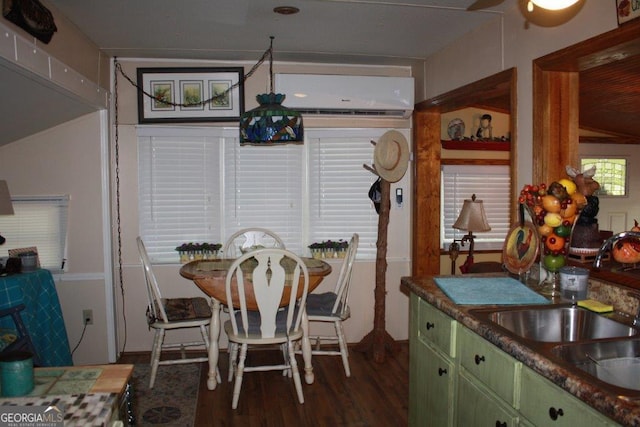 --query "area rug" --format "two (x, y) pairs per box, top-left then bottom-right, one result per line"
(131, 363), (201, 426)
